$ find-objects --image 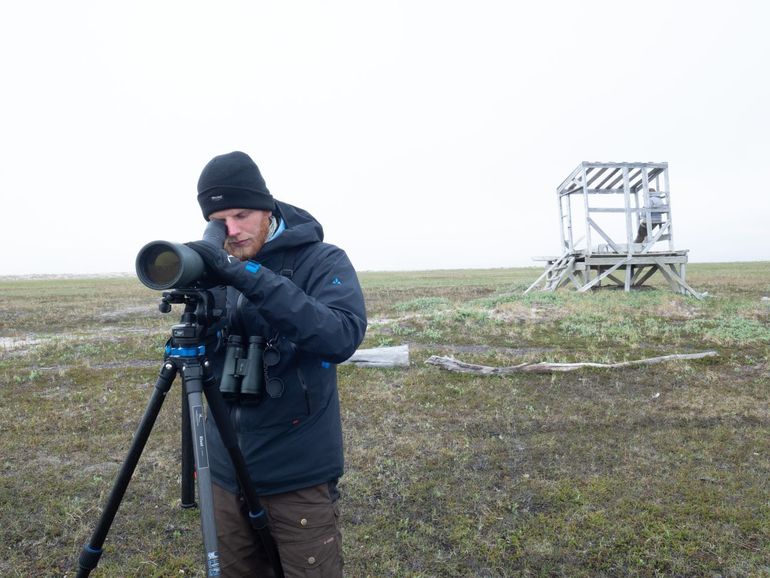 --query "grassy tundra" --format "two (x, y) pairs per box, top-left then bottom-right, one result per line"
(1, 262), (768, 577)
